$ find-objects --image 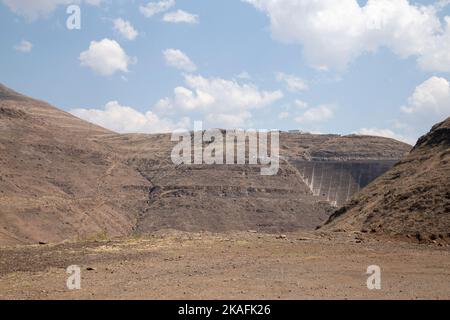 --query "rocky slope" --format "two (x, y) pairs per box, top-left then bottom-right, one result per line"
(323, 117), (450, 243)
(0, 84), (150, 245)
(0, 84), (411, 245)
(100, 132), (409, 234)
